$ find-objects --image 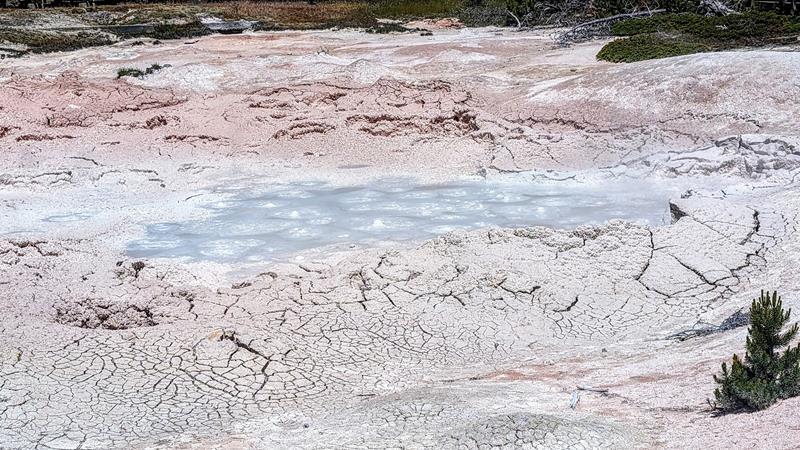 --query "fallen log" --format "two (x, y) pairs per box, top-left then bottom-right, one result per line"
(555, 9), (666, 45)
